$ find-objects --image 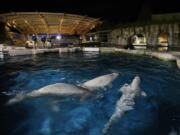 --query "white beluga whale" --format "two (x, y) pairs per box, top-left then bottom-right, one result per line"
(6, 73), (119, 106)
(101, 76), (147, 135)
(6, 83), (96, 106)
(81, 72), (120, 90)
